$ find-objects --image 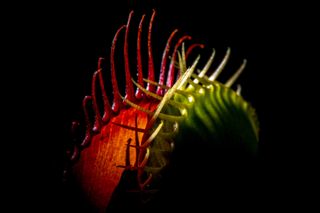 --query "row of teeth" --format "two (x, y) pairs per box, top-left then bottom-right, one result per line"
(122, 46), (246, 125)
